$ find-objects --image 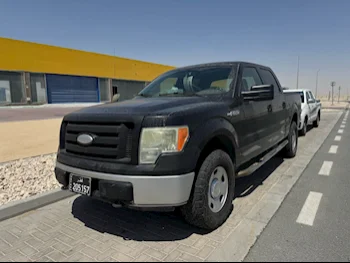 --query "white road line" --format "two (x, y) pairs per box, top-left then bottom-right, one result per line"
(340, 124), (346, 128)
(296, 192), (323, 226)
(329, 145), (338, 154)
(319, 161), (333, 176)
(335, 135), (342, 141)
(338, 129), (344, 134)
